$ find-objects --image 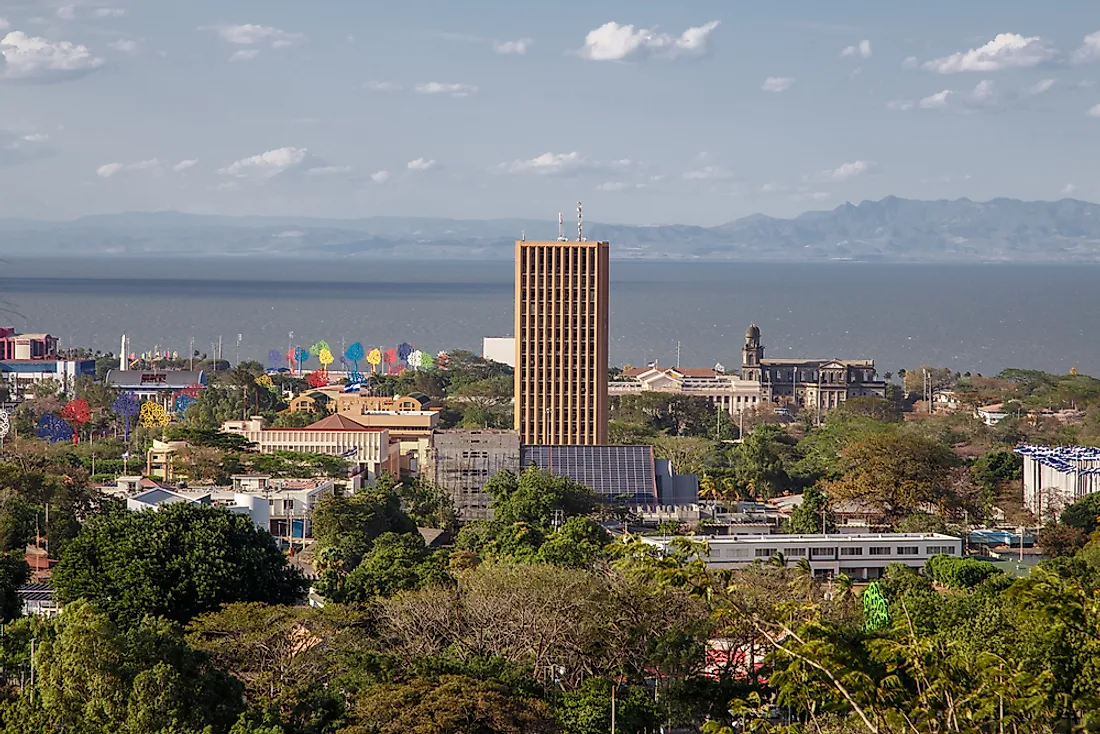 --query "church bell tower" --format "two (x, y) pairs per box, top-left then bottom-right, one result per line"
(742, 324), (763, 381)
